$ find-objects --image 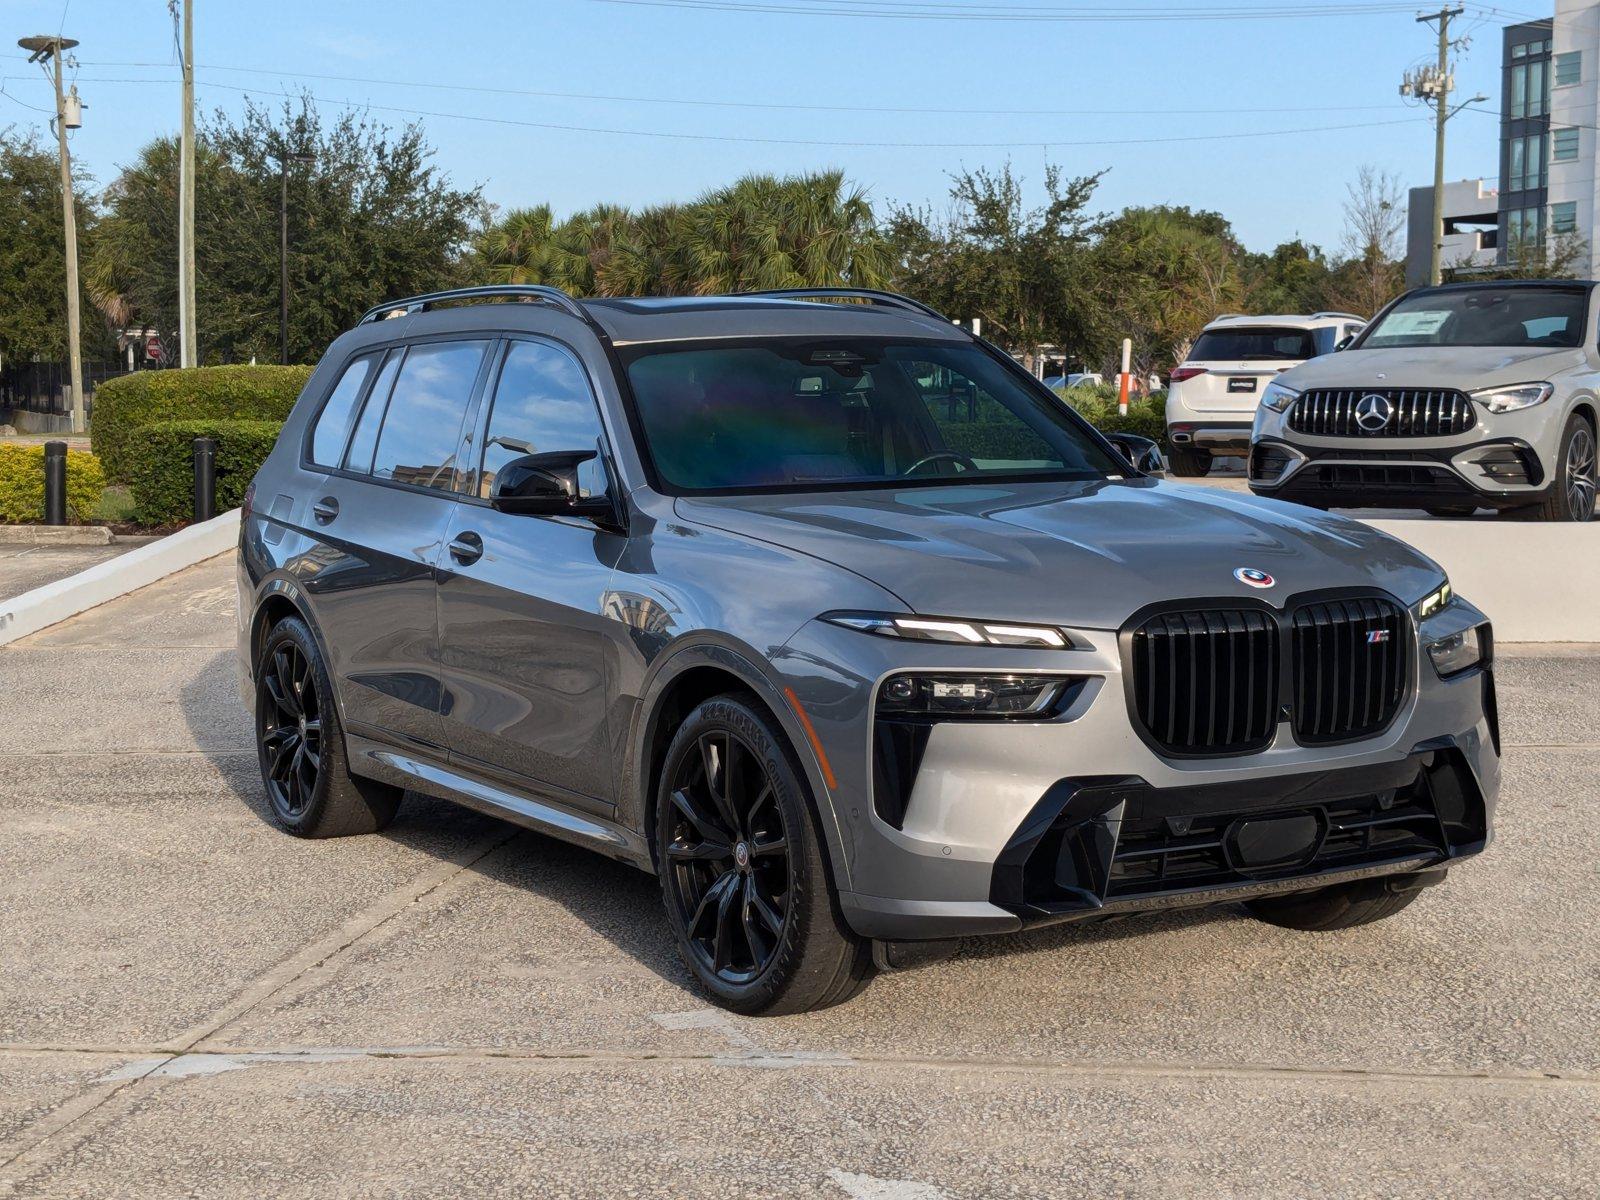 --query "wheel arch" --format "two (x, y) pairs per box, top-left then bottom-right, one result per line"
(627, 641), (854, 893)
